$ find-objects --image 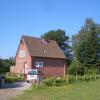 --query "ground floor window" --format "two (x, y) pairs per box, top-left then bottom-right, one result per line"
(36, 62), (43, 67)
